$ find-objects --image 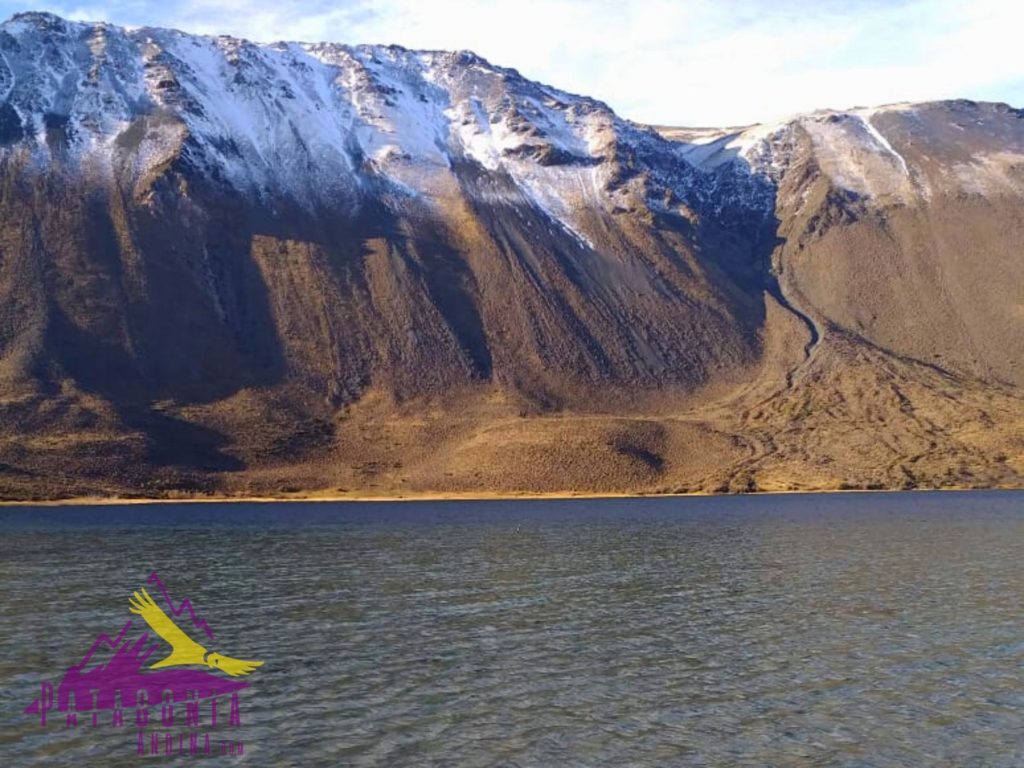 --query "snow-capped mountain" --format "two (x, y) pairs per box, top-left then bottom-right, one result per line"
(0, 11), (1022, 500)
(0, 12), (775, 227)
(7, 13), (1021, 250)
